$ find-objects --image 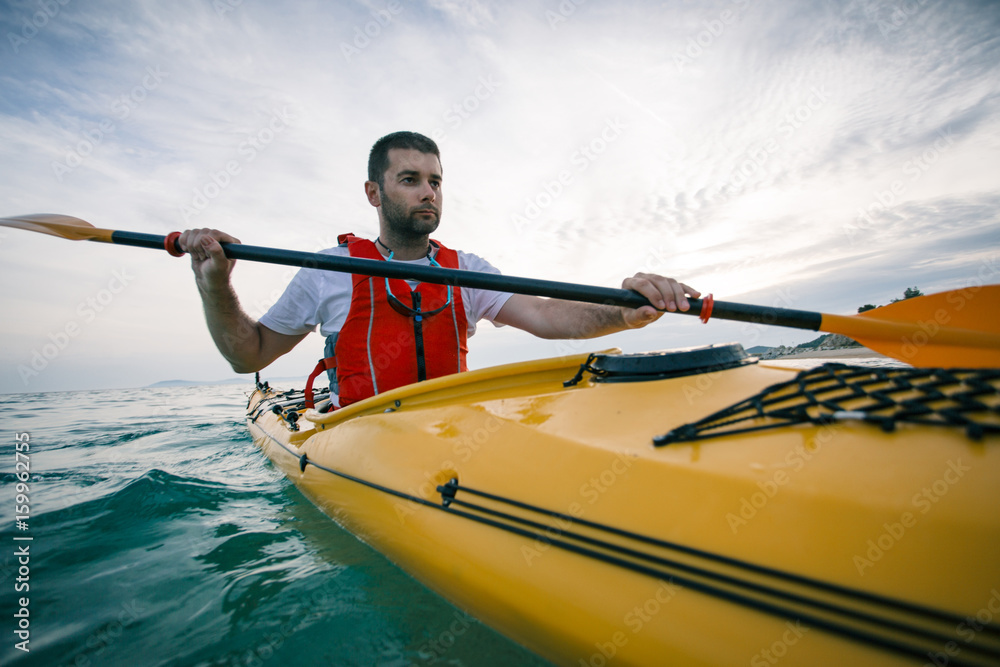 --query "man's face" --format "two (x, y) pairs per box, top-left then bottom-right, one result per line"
(377, 148), (443, 240)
